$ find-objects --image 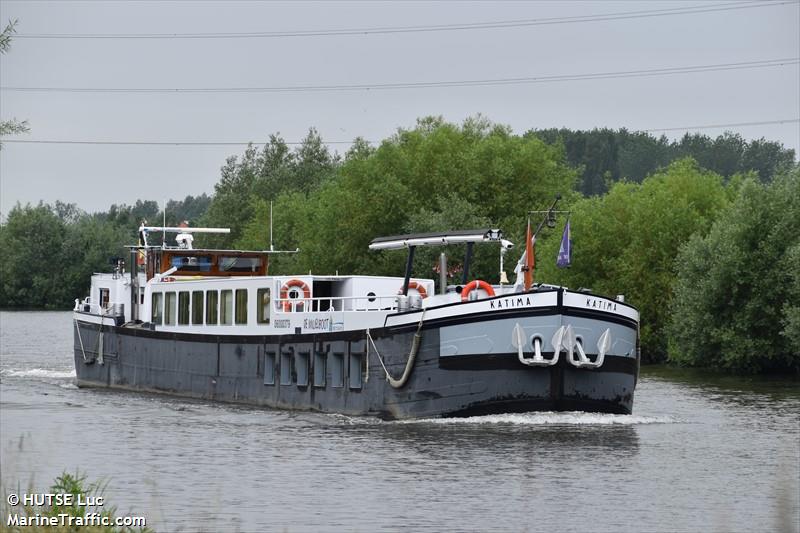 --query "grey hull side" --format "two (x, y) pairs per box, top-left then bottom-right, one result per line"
(73, 307), (639, 419)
